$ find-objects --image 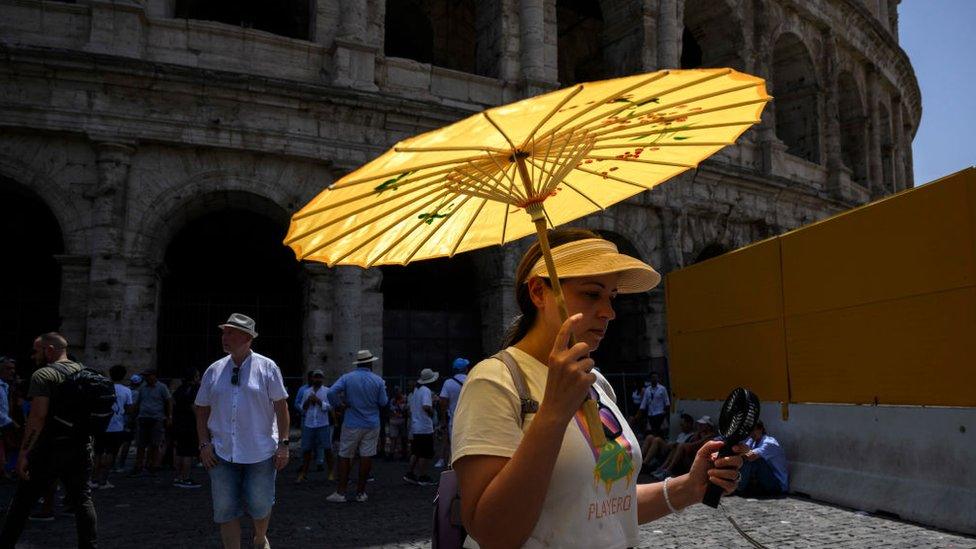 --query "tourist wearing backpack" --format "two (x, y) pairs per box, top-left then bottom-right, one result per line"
(0, 332), (101, 548)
